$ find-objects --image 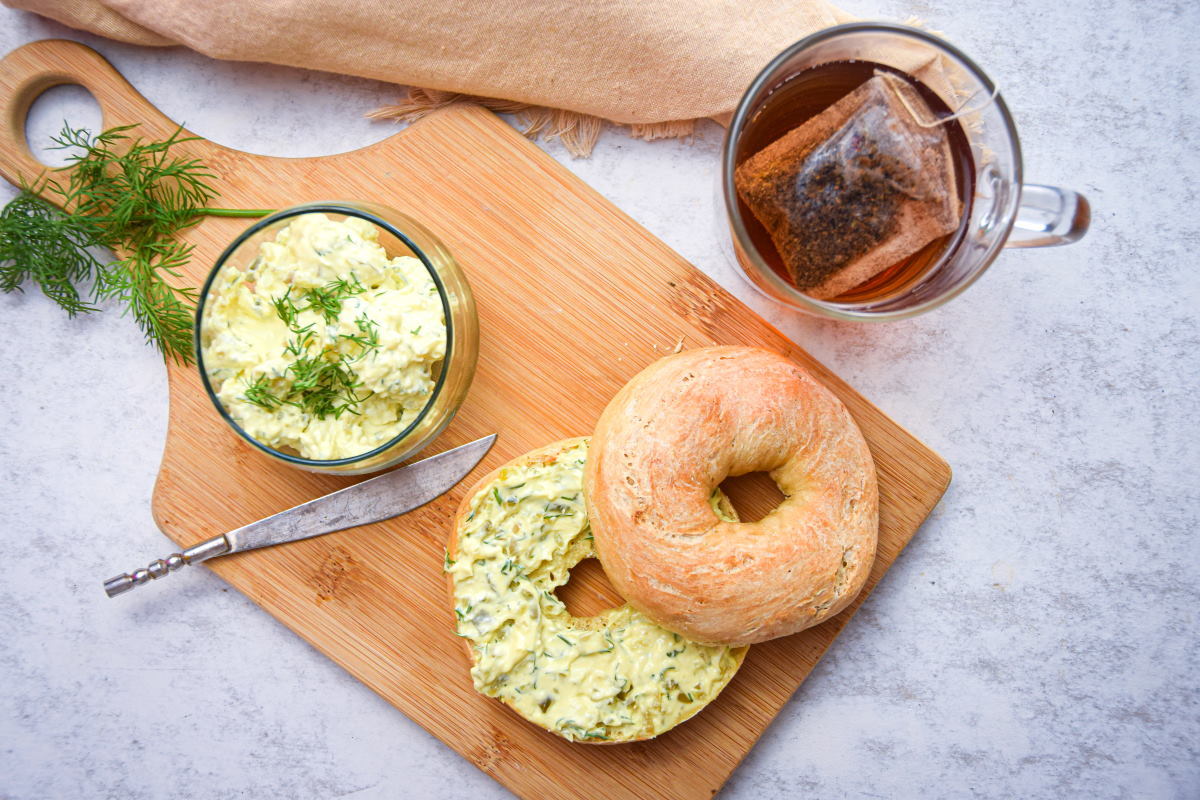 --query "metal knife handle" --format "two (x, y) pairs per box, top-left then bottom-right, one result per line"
(103, 536), (231, 598)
